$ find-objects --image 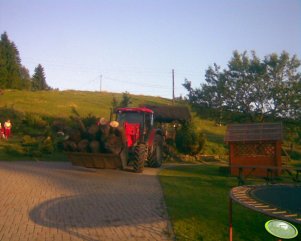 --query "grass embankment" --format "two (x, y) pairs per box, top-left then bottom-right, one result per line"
(0, 89), (171, 118)
(193, 116), (227, 157)
(0, 89), (172, 160)
(160, 165), (301, 241)
(0, 89), (300, 162)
